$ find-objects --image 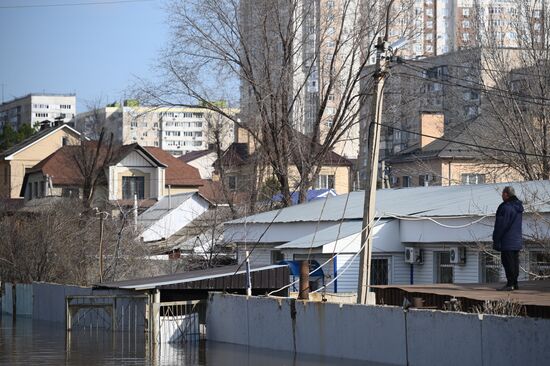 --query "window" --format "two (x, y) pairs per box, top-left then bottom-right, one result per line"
(60, 104), (72, 109)
(39, 181), (44, 197)
(62, 137), (68, 146)
(271, 250), (285, 264)
(426, 21), (433, 29)
(33, 182), (38, 198)
(315, 174), (335, 189)
(462, 20), (470, 29)
(122, 176), (145, 199)
(463, 33), (470, 42)
(371, 258), (389, 285)
(462, 8), (470, 17)
(35, 113), (48, 118)
(436, 251), (454, 283)
(402, 176), (412, 187)
(461, 173), (485, 185)
(228, 175), (237, 190)
(529, 252), (550, 279)
(419, 174), (431, 187)
(481, 252), (501, 283)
